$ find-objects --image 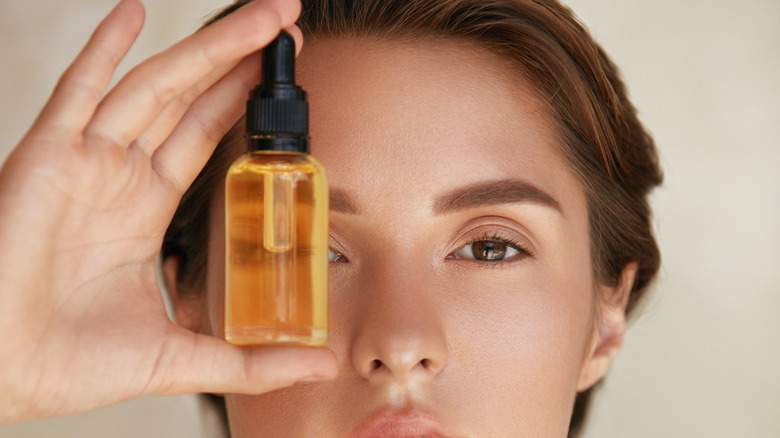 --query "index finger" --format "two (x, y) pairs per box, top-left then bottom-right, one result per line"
(84, 0), (302, 149)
